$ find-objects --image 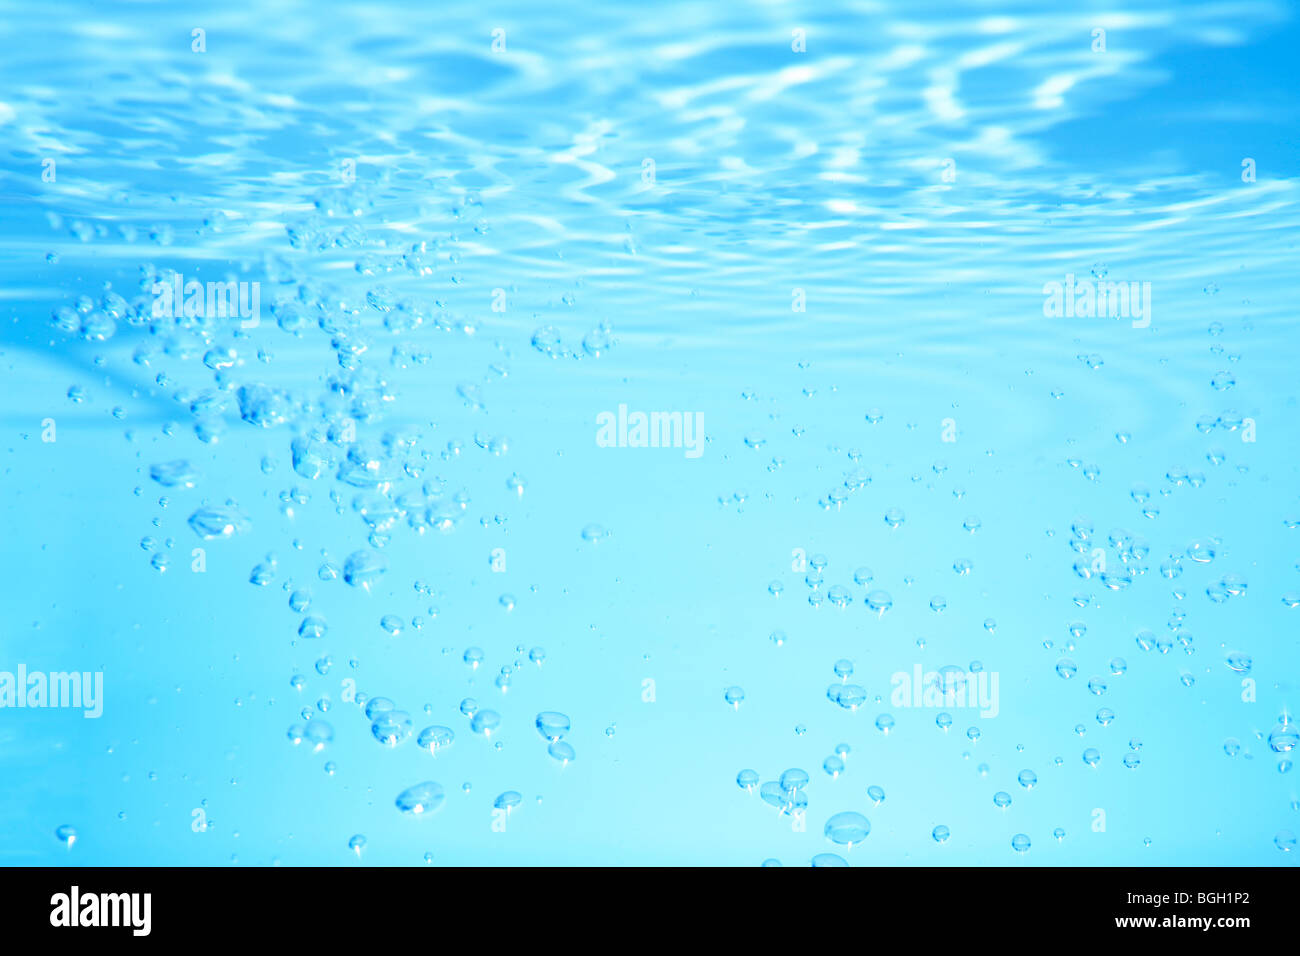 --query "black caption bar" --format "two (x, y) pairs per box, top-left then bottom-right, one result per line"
(0, 866), (1287, 941)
